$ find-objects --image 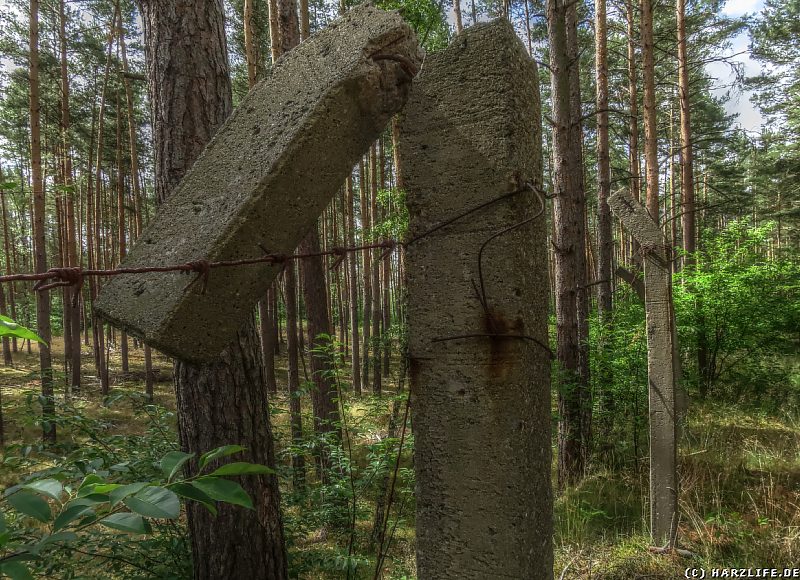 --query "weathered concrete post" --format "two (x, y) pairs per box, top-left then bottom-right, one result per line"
(399, 21), (553, 578)
(609, 190), (680, 548)
(94, 5), (422, 362)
